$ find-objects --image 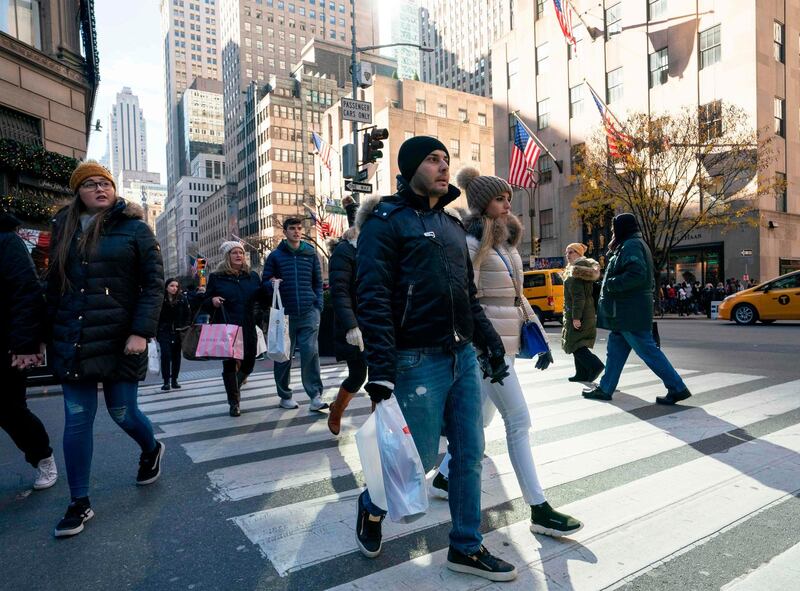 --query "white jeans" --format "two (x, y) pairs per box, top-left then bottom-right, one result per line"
(438, 356), (546, 506)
